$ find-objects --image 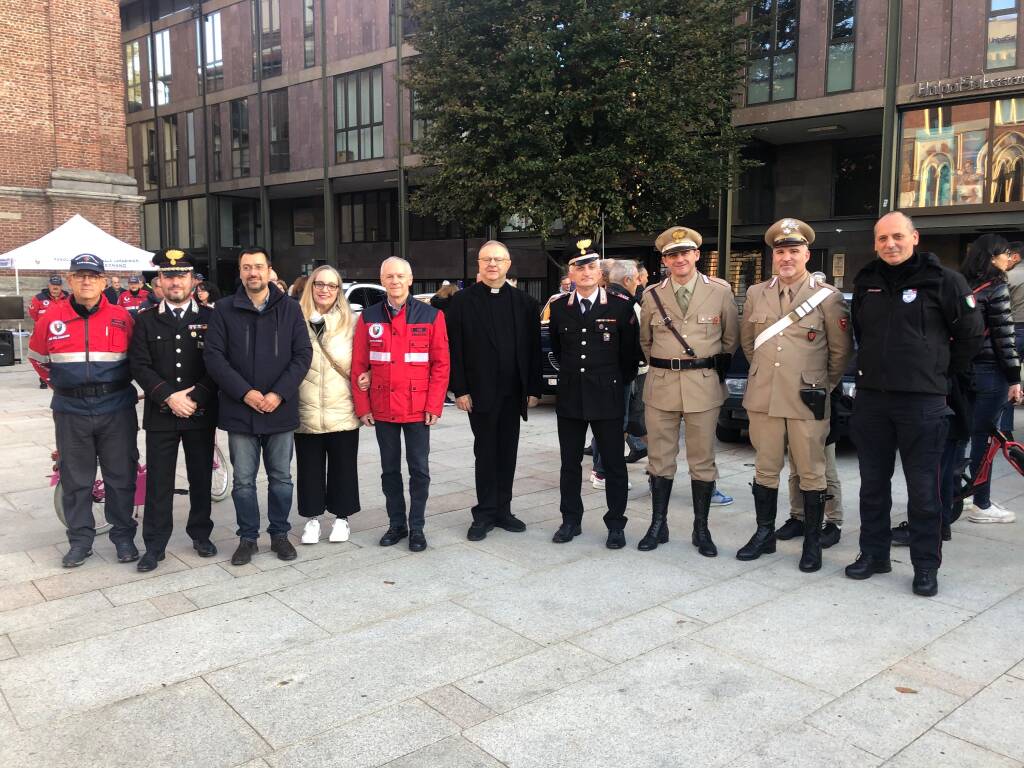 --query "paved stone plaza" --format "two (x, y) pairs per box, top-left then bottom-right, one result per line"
(0, 365), (1023, 767)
